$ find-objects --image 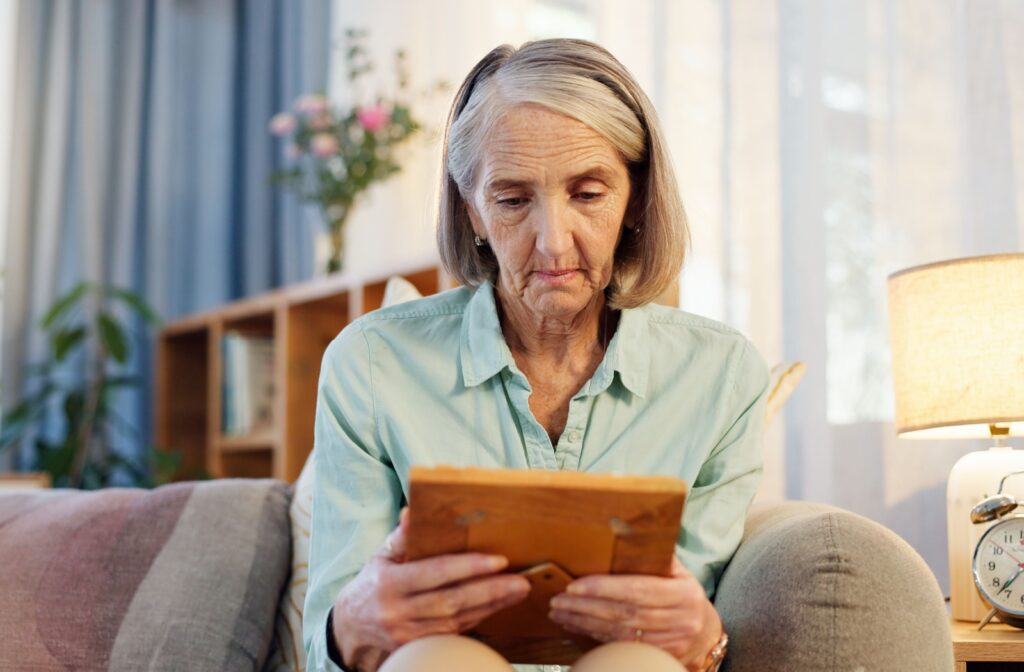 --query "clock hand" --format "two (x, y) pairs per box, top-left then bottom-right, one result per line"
(1002, 566), (1024, 593)
(992, 542), (1024, 566)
